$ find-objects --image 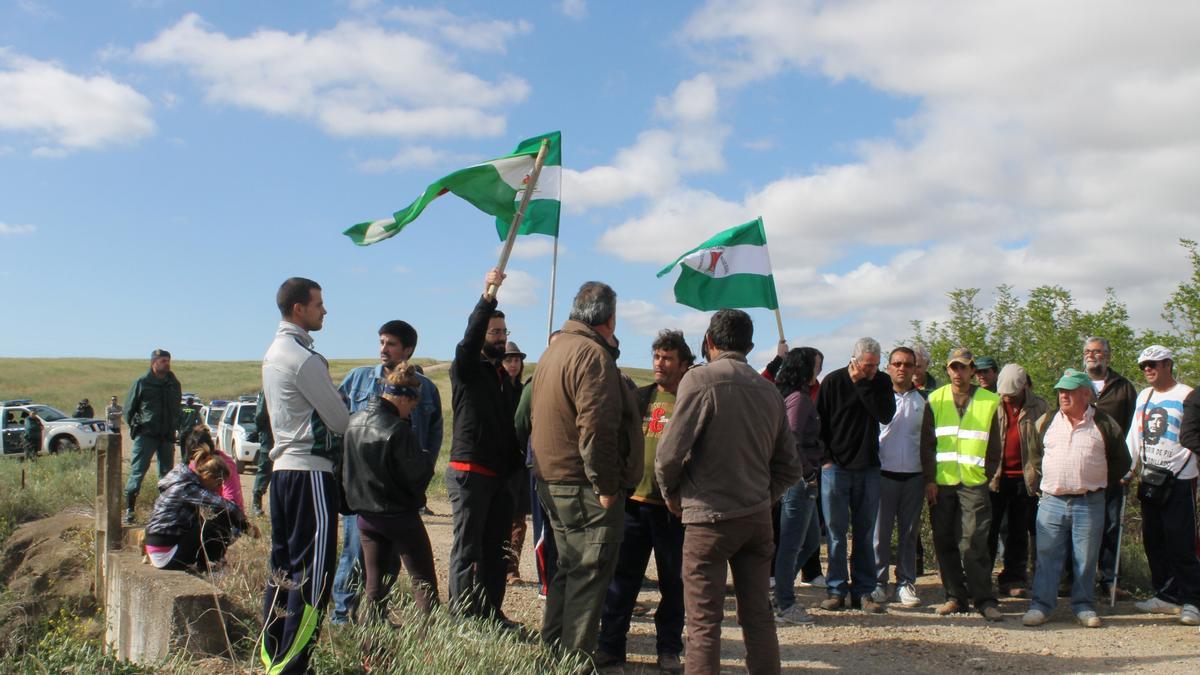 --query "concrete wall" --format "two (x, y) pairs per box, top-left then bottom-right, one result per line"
(104, 550), (246, 665)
